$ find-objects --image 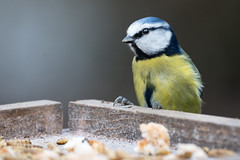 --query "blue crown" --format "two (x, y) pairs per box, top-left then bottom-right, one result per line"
(135, 17), (165, 24)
